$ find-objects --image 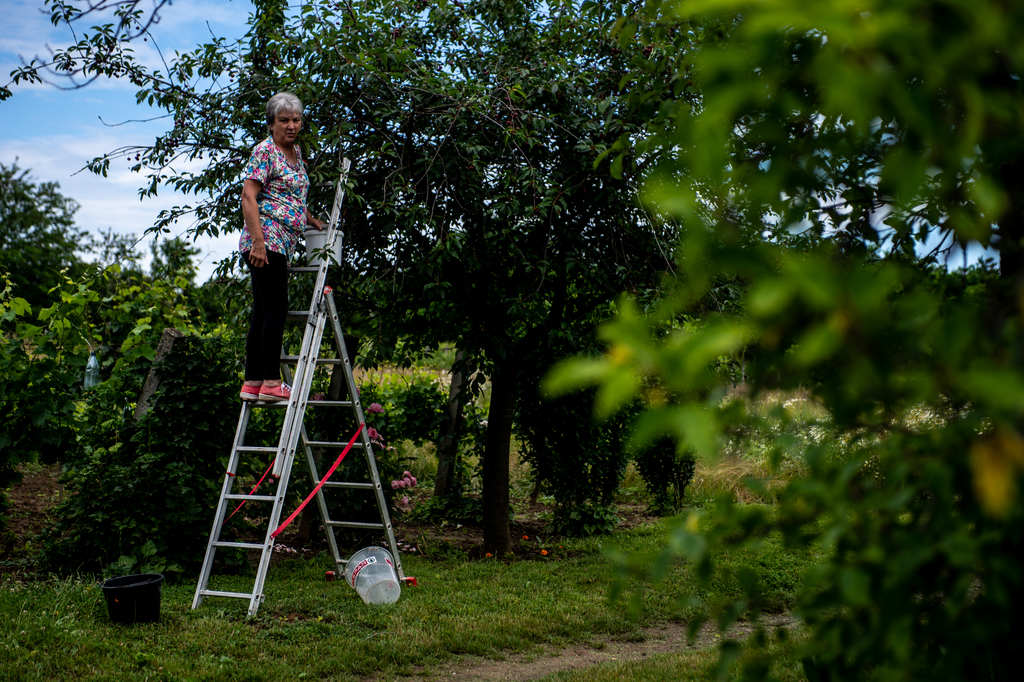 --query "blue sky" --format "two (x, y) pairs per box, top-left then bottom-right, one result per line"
(1, 0), (255, 282)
